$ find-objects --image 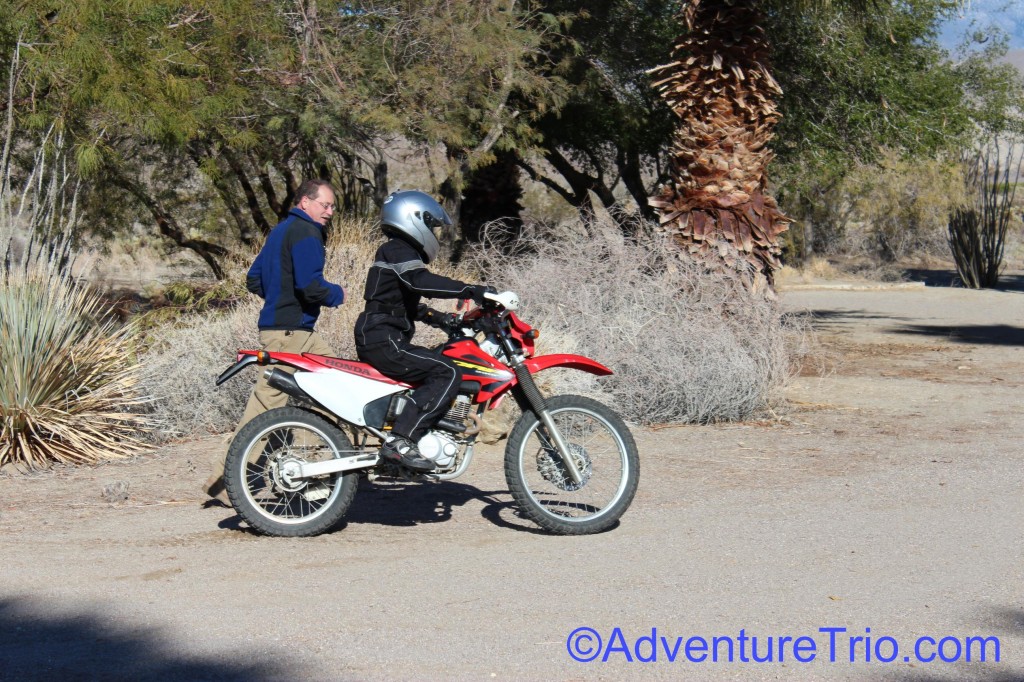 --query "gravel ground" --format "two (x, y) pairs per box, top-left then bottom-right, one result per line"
(1, 282), (1022, 681)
